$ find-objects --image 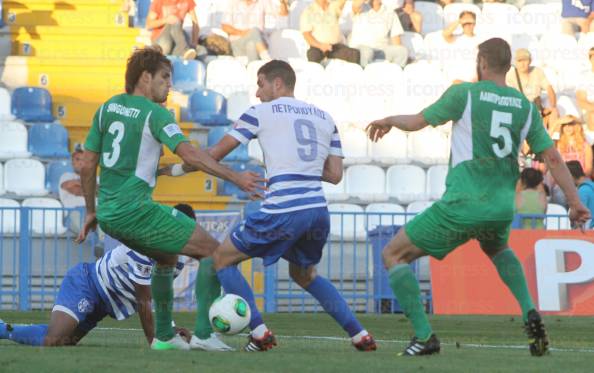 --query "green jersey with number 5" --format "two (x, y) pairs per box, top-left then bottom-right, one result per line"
(84, 94), (188, 221)
(422, 81), (554, 221)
